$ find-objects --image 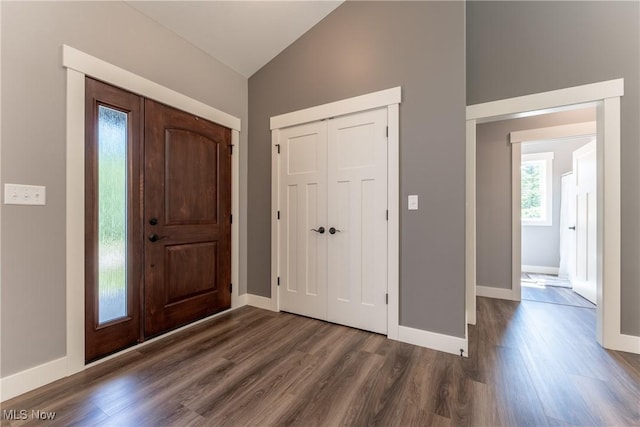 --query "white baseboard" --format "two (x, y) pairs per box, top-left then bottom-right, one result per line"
(476, 285), (516, 301)
(246, 294), (277, 311)
(522, 265), (559, 275)
(397, 326), (468, 358)
(0, 356), (68, 402)
(234, 293), (248, 308)
(605, 333), (640, 354)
